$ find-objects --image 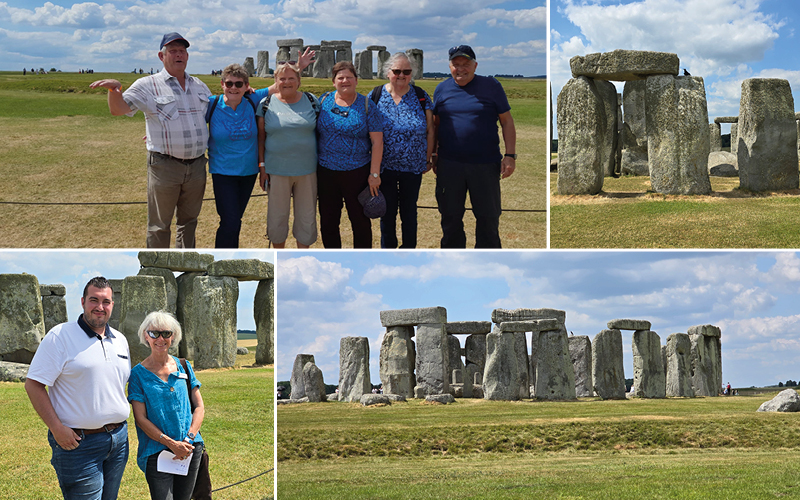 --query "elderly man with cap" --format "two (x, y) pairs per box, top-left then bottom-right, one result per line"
(90, 33), (212, 248)
(432, 44), (516, 248)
